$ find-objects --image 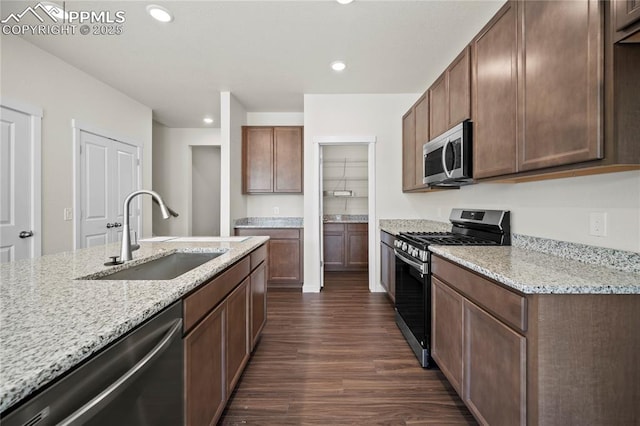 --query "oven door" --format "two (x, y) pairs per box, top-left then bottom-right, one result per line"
(394, 250), (432, 367)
